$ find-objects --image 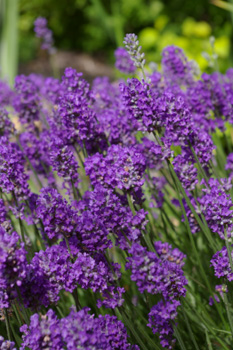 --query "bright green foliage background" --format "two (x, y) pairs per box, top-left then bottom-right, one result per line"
(0, 0), (233, 83)
(18, 0), (233, 69)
